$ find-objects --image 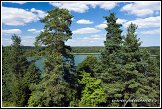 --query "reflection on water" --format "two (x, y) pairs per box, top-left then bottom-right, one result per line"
(28, 54), (100, 72)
